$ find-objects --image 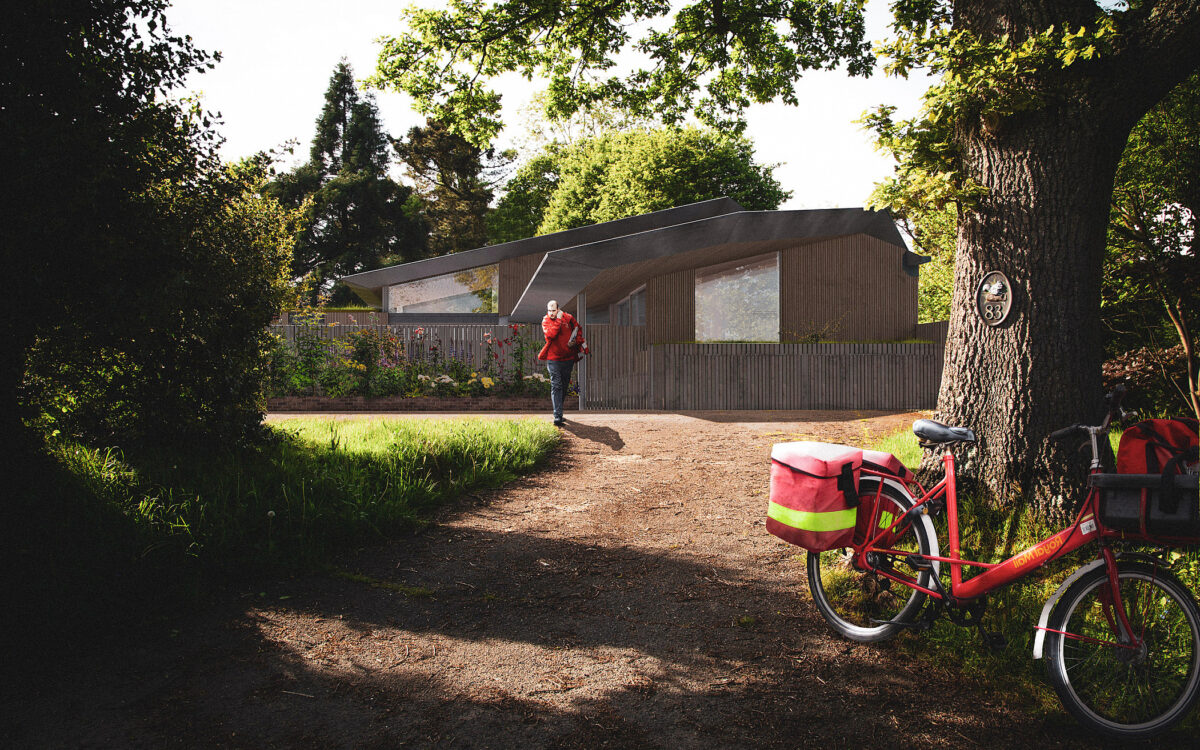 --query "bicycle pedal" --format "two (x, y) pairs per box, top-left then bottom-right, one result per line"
(906, 553), (933, 571)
